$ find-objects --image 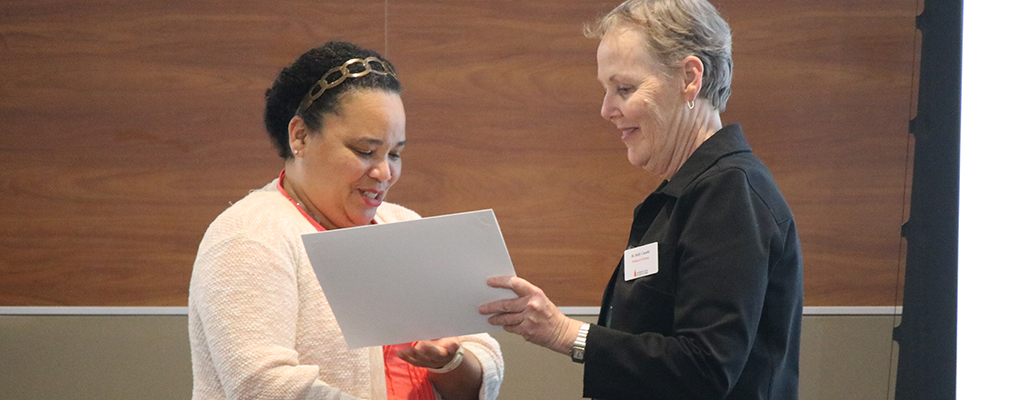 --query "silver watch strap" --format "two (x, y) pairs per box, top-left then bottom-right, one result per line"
(571, 323), (591, 363)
